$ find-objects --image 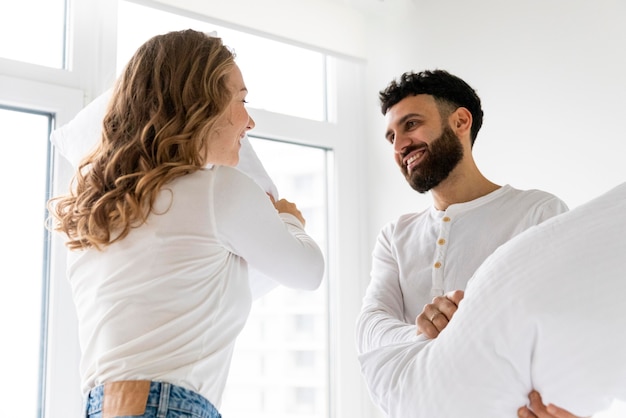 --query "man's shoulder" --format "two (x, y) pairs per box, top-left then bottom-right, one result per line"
(496, 185), (570, 221)
(500, 185), (566, 206)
